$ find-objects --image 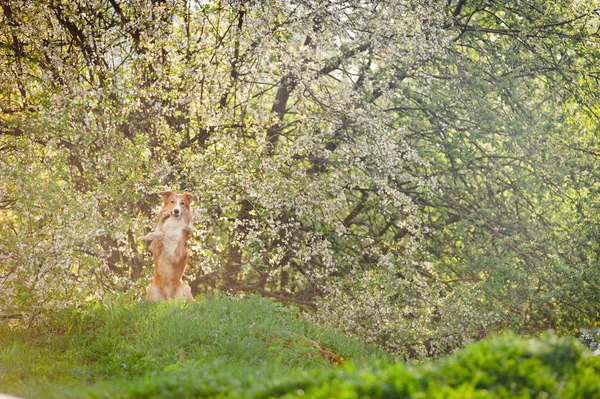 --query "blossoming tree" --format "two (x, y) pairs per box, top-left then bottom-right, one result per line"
(1, 0), (598, 357)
